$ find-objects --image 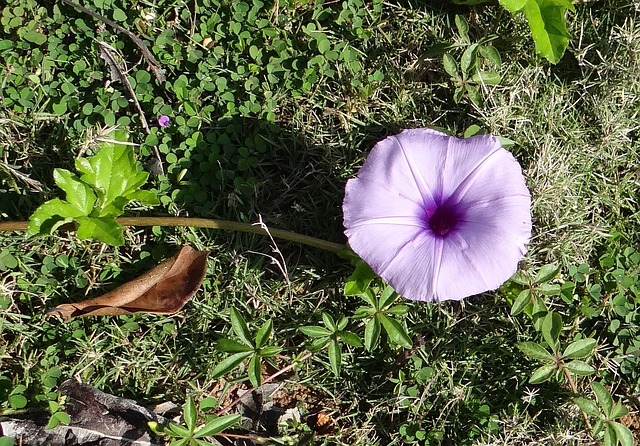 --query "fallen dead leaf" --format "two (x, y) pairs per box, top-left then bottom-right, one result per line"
(47, 246), (209, 321)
